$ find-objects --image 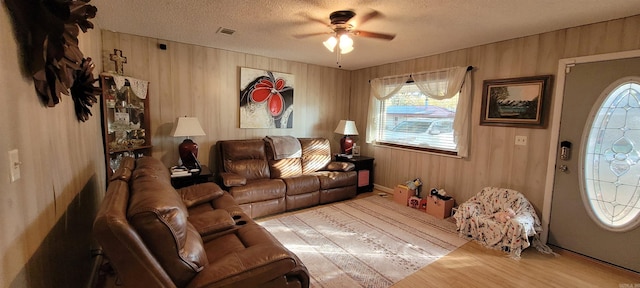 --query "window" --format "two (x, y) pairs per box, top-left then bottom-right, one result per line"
(582, 79), (640, 231)
(377, 83), (458, 154)
(367, 66), (471, 157)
